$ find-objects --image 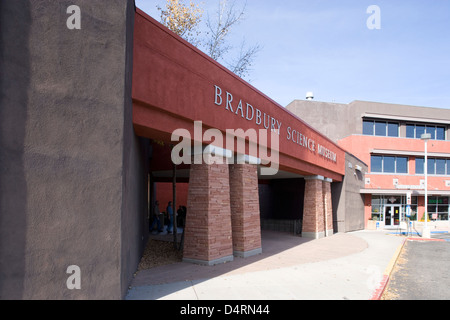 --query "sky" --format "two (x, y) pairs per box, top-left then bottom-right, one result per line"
(135, 0), (450, 109)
